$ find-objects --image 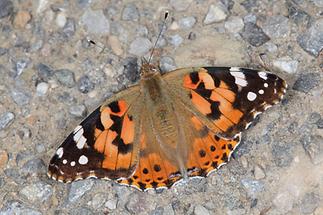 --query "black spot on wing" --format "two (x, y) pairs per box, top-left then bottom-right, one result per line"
(79, 106), (102, 146)
(190, 72), (199, 84)
(207, 101), (221, 120)
(109, 101), (121, 113)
